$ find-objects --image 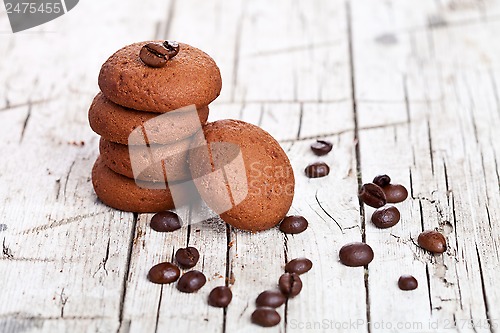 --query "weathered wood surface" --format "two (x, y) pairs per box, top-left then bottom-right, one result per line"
(1, 0), (500, 332)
